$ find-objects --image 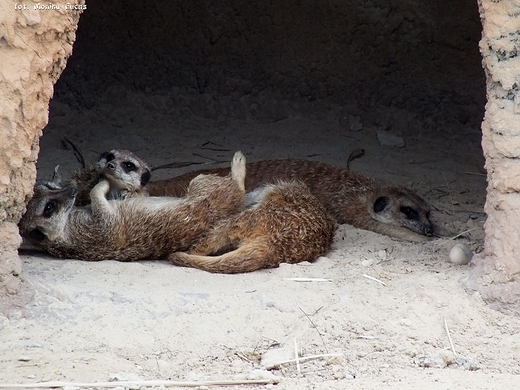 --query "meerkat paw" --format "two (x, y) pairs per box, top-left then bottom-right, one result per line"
(231, 151), (246, 192)
(90, 179), (111, 199)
